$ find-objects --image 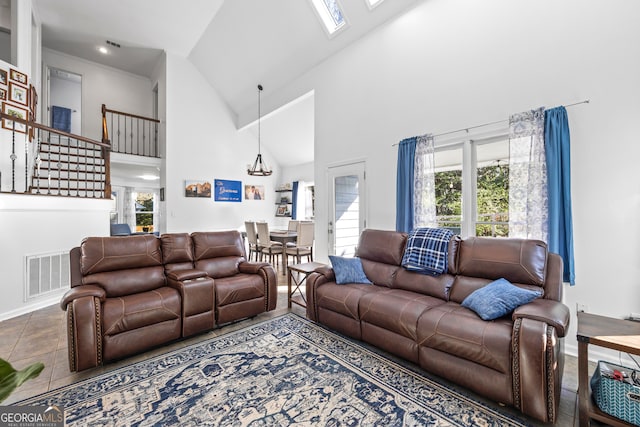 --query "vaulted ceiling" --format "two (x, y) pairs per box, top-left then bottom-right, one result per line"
(33, 0), (419, 167)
